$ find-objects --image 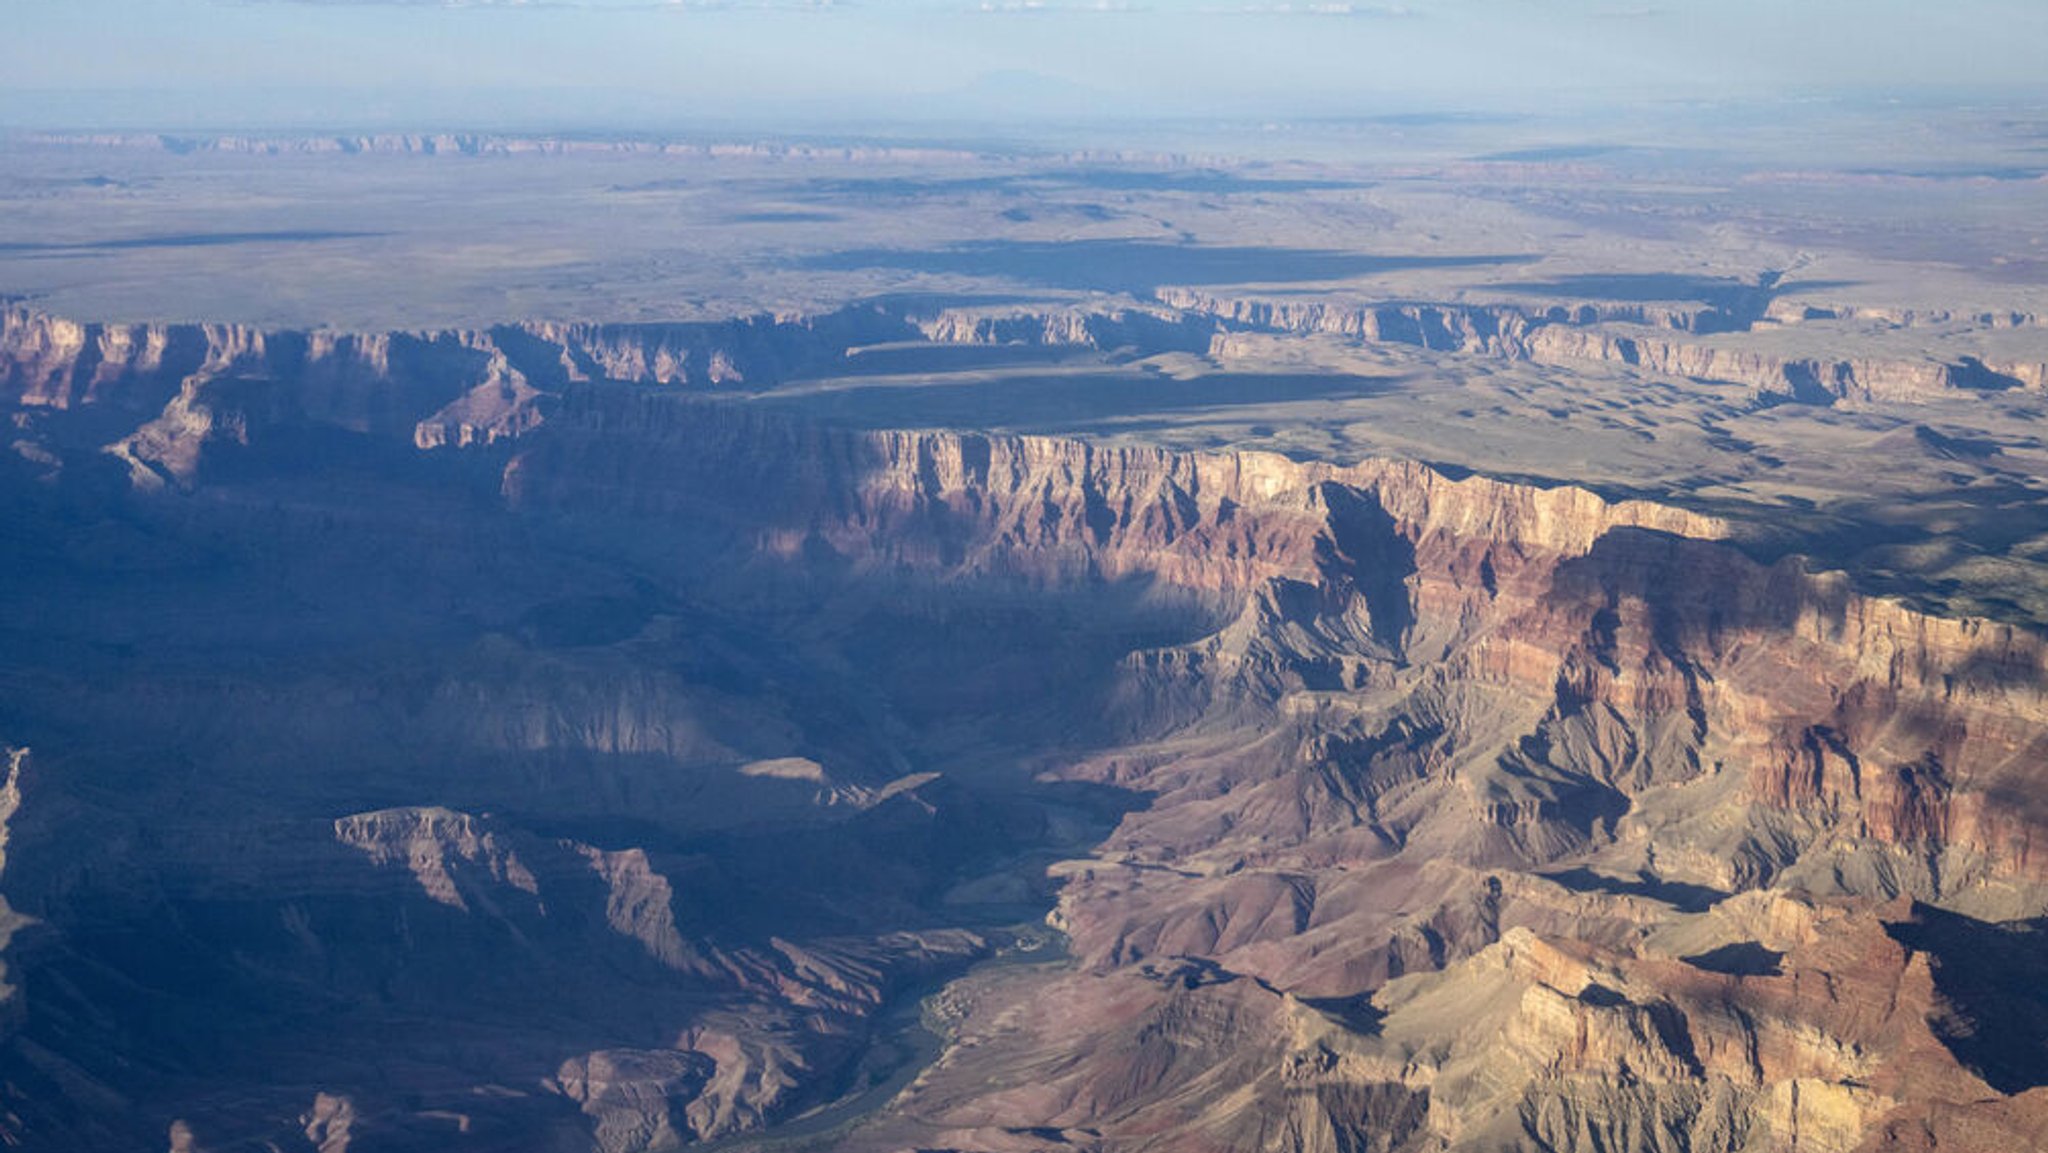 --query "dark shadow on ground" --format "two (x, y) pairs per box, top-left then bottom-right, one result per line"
(794, 168), (1372, 202)
(800, 240), (1531, 295)
(833, 343), (1090, 377)
(1493, 274), (1863, 333)
(1681, 941), (1785, 977)
(0, 230), (385, 253)
(756, 369), (1400, 431)
(1301, 993), (1388, 1036)
(1886, 905), (2048, 1094)
(1543, 867), (1729, 913)
(1495, 273), (1767, 308)
(1475, 145), (1632, 163)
